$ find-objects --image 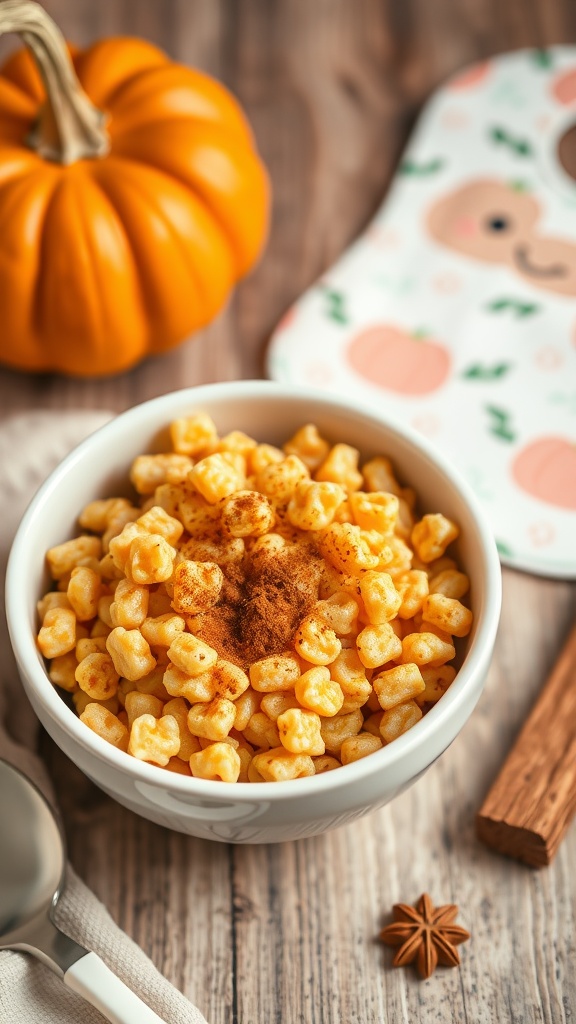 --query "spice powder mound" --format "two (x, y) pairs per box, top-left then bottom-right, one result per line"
(190, 544), (324, 668)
